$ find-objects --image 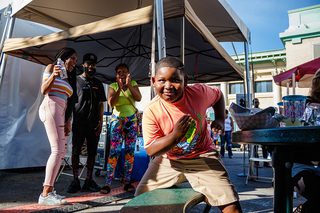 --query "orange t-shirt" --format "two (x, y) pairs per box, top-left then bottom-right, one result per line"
(143, 84), (221, 160)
